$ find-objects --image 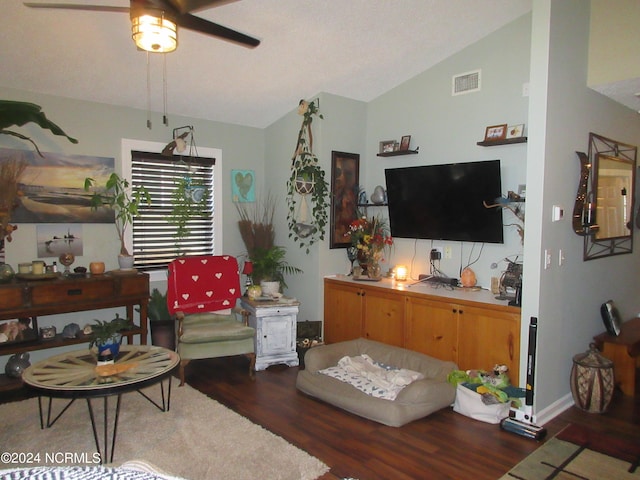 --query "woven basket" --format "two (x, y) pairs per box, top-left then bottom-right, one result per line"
(570, 343), (614, 413)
